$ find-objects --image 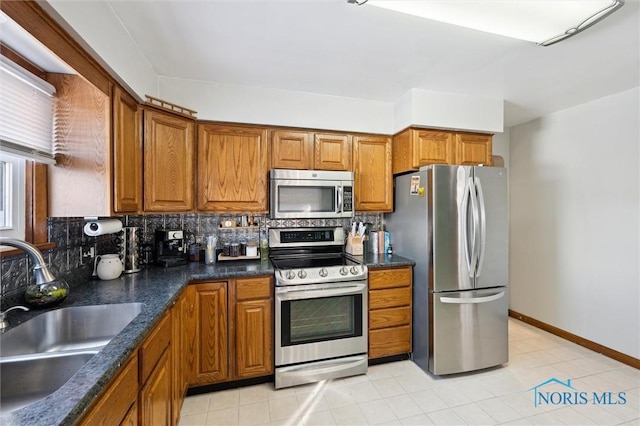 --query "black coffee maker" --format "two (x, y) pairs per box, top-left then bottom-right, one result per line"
(155, 229), (187, 267)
